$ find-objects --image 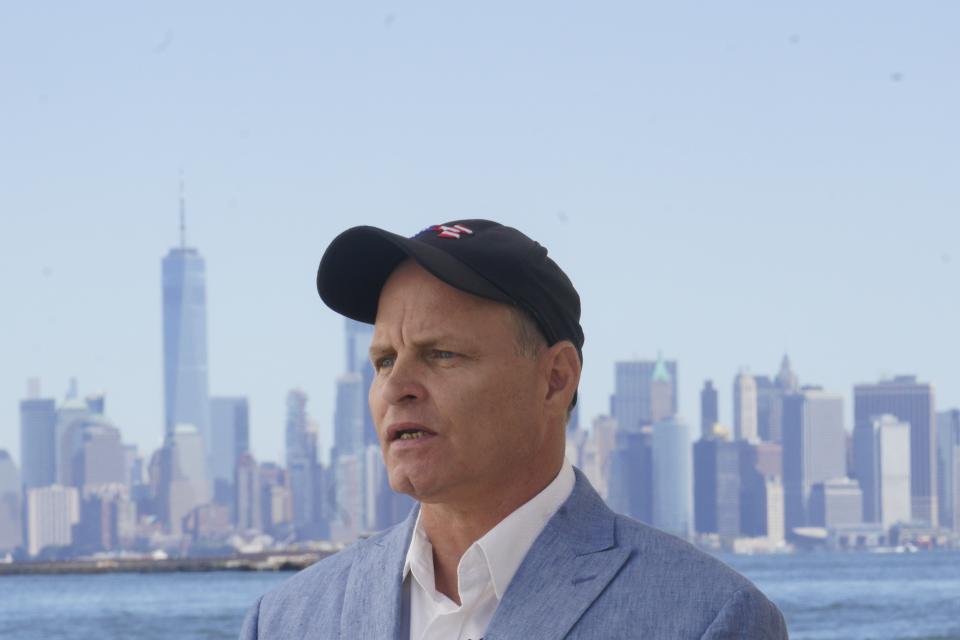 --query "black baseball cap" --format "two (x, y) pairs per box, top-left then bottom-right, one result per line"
(316, 219), (584, 368)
